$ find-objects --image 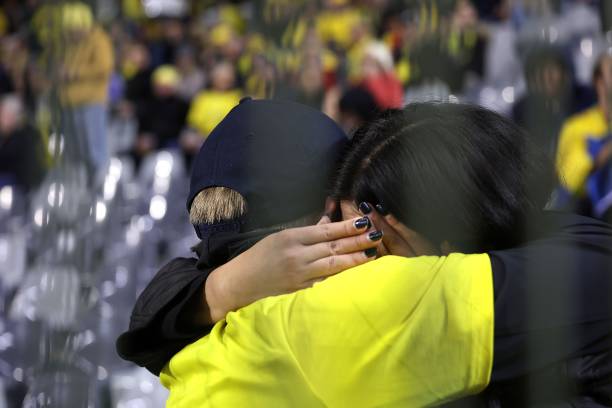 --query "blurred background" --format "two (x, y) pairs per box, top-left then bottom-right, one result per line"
(0, 0), (611, 406)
